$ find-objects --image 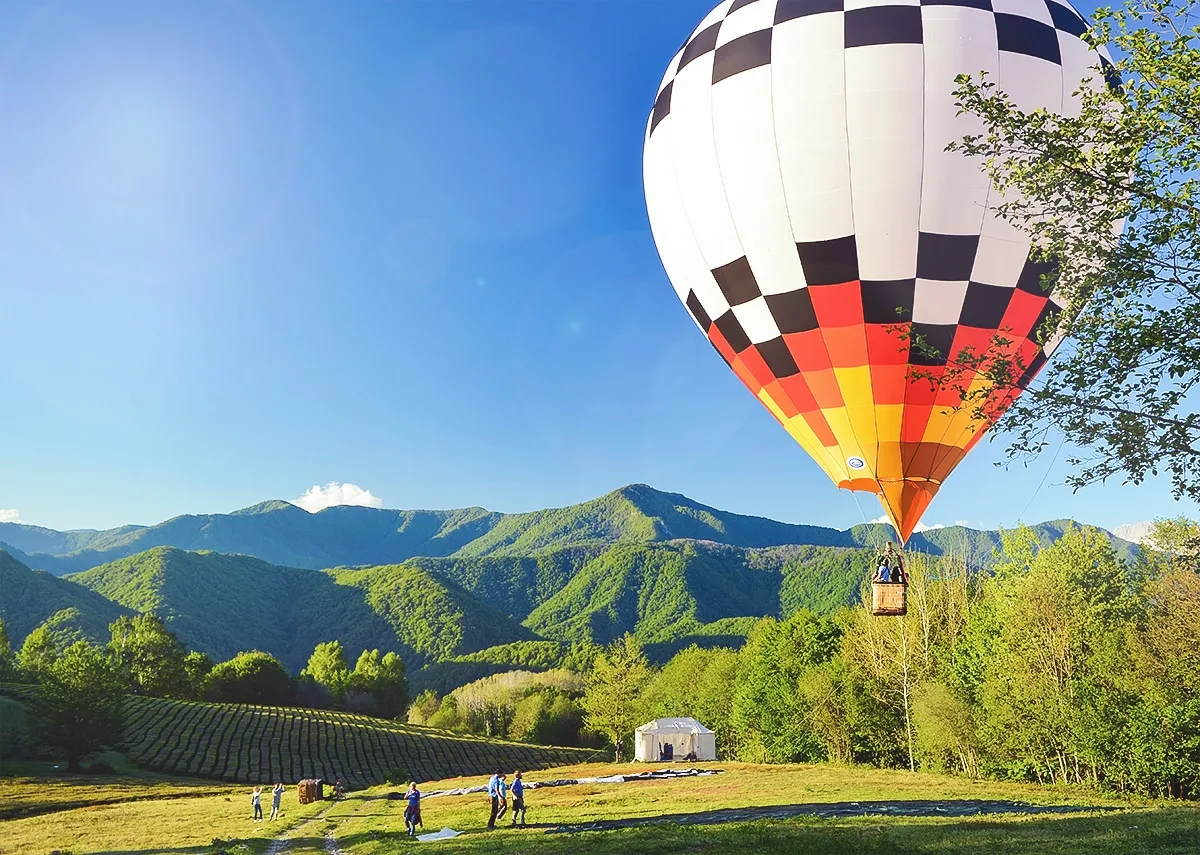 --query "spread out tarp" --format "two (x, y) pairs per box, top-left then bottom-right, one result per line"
(634, 718), (717, 762)
(416, 827), (463, 842)
(420, 768), (723, 799)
